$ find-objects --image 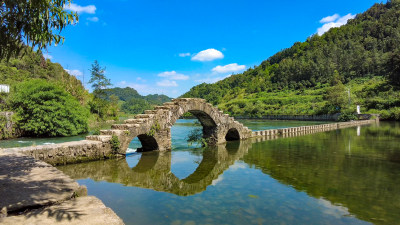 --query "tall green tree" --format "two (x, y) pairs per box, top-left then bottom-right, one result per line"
(387, 48), (400, 86)
(89, 60), (111, 99)
(0, 0), (78, 59)
(88, 60), (112, 119)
